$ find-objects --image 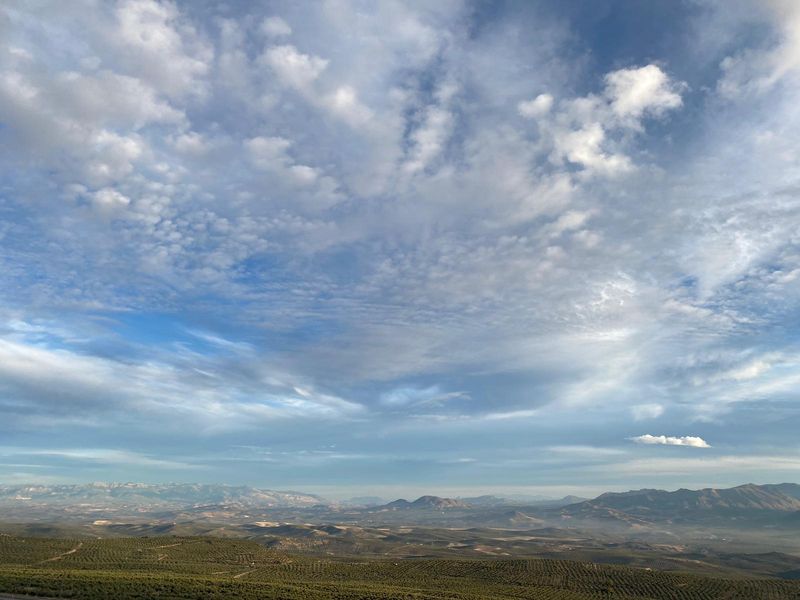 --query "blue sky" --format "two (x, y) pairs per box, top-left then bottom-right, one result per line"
(1, 0), (800, 499)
